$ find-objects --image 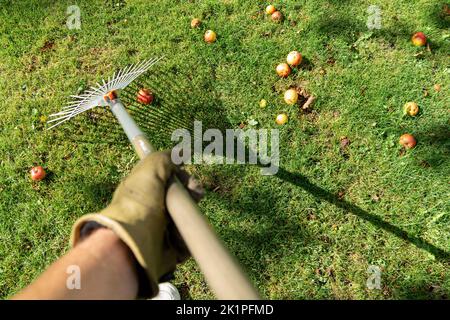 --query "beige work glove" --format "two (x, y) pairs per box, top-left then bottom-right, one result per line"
(70, 151), (203, 297)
